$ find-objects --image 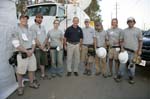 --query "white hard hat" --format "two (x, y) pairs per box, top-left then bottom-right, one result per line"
(96, 47), (107, 58)
(118, 51), (129, 63)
